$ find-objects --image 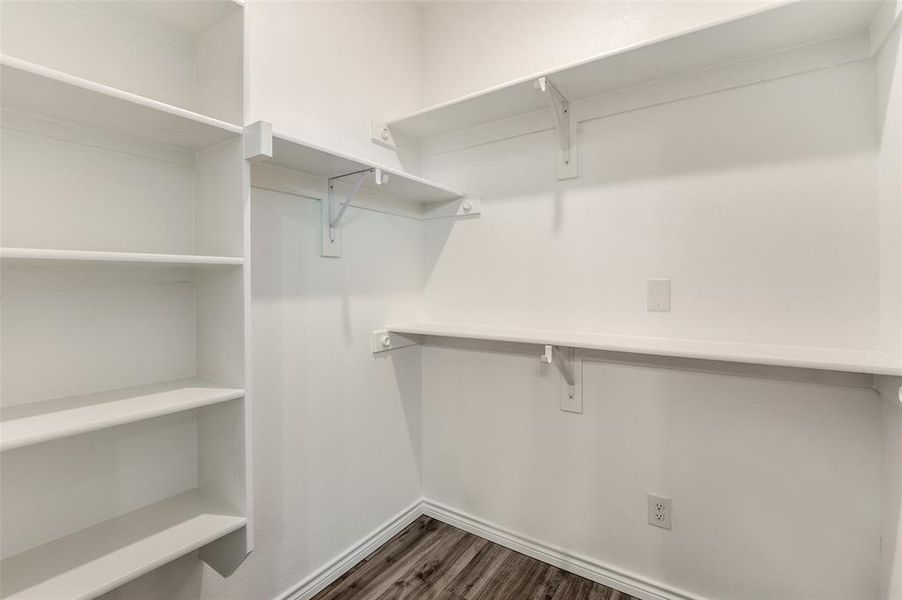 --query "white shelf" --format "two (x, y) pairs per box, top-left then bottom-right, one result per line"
(1, 379), (244, 452)
(387, 322), (902, 377)
(268, 131), (465, 204)
(384, 0), (881, 140)
(0, 56), (242, 151)
(0, 247), (243, 267)
(0, 490), (246, 600)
